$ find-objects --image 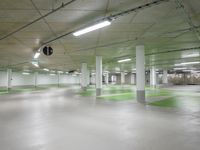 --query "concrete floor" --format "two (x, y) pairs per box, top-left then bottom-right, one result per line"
(0, 86), (200, 150)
